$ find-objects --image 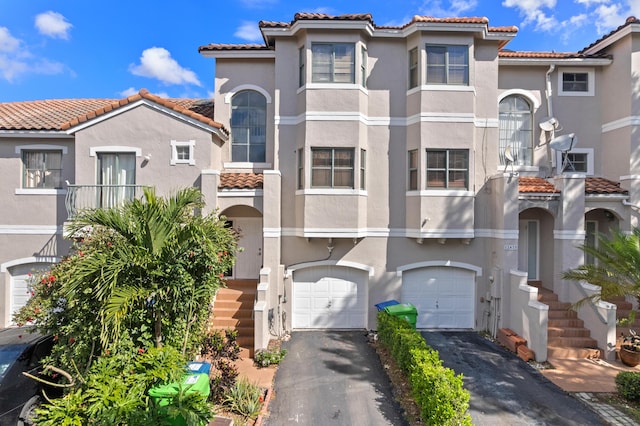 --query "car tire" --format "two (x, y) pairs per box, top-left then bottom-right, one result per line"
(17, 396), (40, 426)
